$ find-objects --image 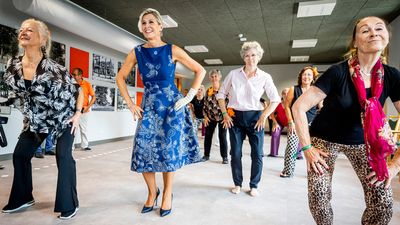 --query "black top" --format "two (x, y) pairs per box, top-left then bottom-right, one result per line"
(292, 85), (318, 124)
(310, 61), (400, 145)
(191, 97), (204, 119)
